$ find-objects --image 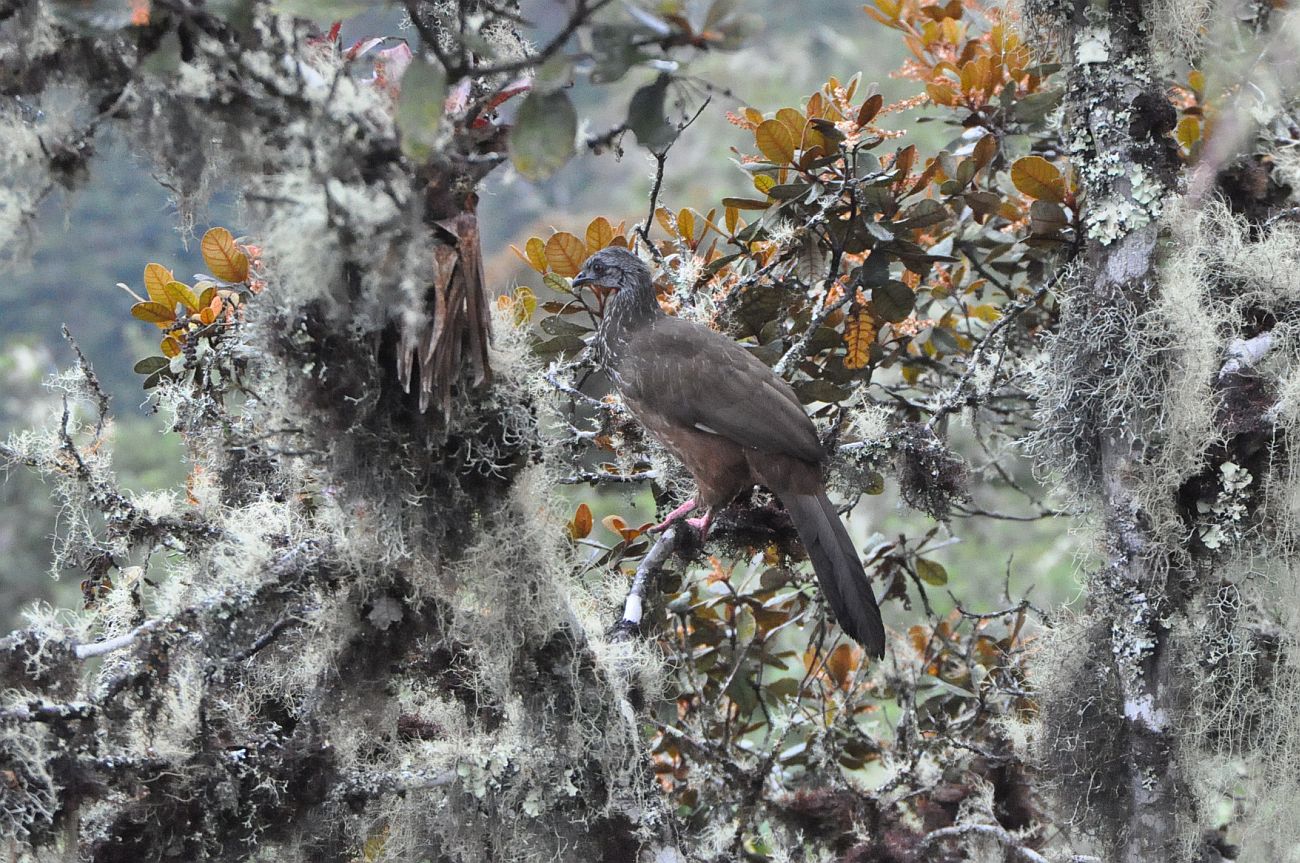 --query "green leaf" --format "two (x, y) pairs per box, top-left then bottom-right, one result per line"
(793, 380), (852, 404)
(1012, 88), (1063, 123)
(539, 316), (589, 336)
(133, 356), (171, 375)
(533, 54), (573, 96)
(531, 333), (587, 357)
(916, 558), (948, 586)
(396, 57), (448, 161)
(896, 198), (949, 230)
(627, 74), (677, 153)
(872, 280), (914, 323)
(510, 90), (577, 181)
